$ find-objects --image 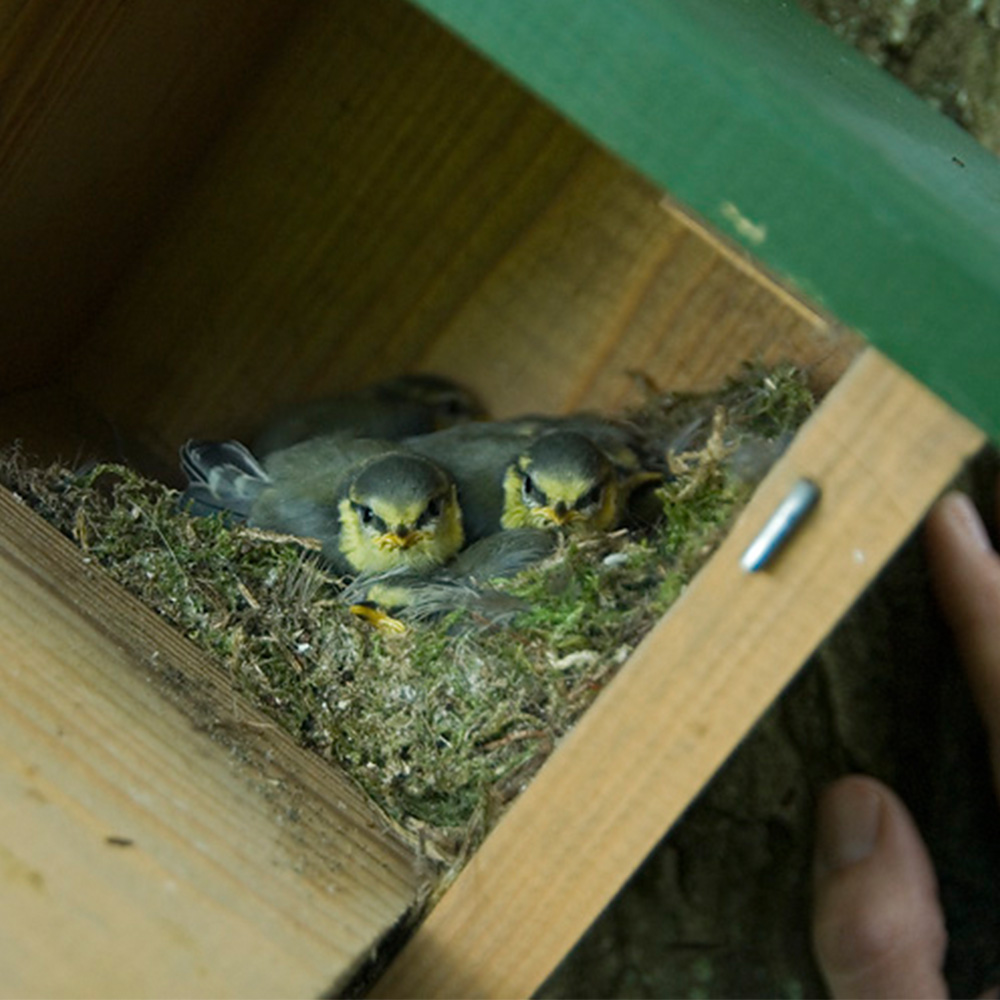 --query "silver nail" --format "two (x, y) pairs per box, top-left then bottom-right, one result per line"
(740, 478), (821, 572)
